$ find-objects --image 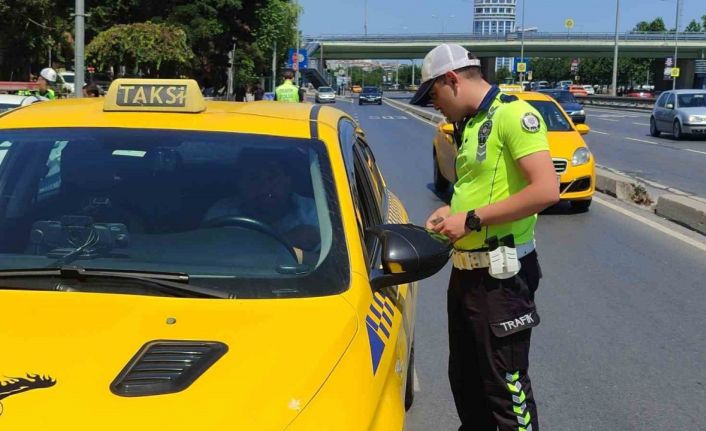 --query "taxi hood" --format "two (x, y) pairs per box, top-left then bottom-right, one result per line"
(0, 290), (357, 430)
